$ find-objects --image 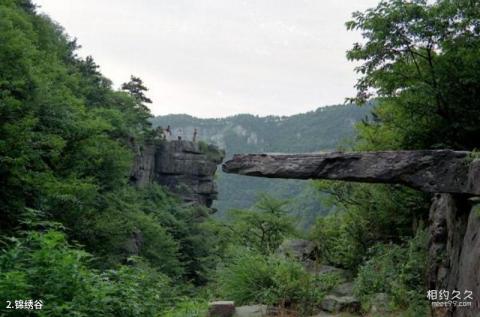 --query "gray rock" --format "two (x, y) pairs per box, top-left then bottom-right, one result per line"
(234, 305), (267, 317)
(309, 313), (356, 317)
(131, 140), (224, 207)
(277, 239), (316, 261)
(222, 150), (478, 195)
(208, 301), (235, 317)
(129, 143), (156, 186)
(331, 282), (354, 297)
(320, 295), (360, 313)
(123, 229), (144, 256)
(428, 194), (480, 317)
(370, 293), (390, 314)
(307, 264), (352, 280)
